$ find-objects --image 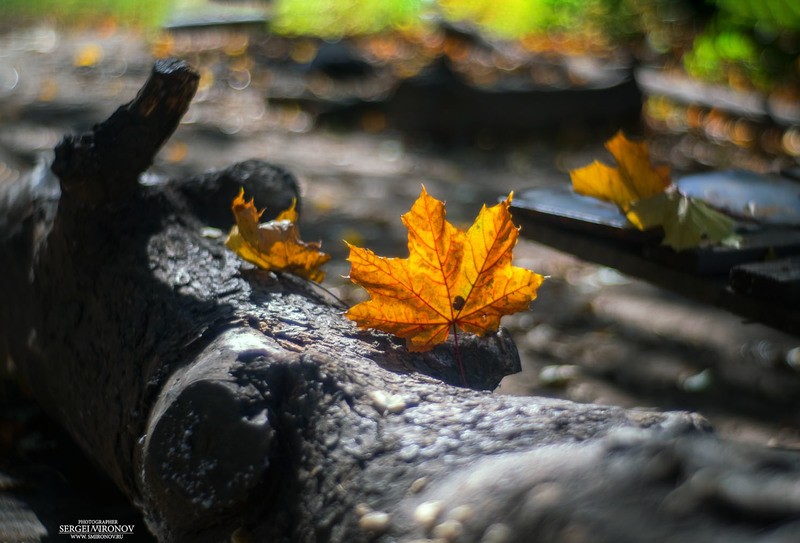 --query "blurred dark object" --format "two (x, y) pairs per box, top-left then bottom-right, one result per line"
(174, 159), (301, 230)
(511, 185), (658, 242)
(309, 41), (375, 79)
(382, 57), (642, 143)
(677, 170), (800, 225)
(730, 256), (800, 307)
